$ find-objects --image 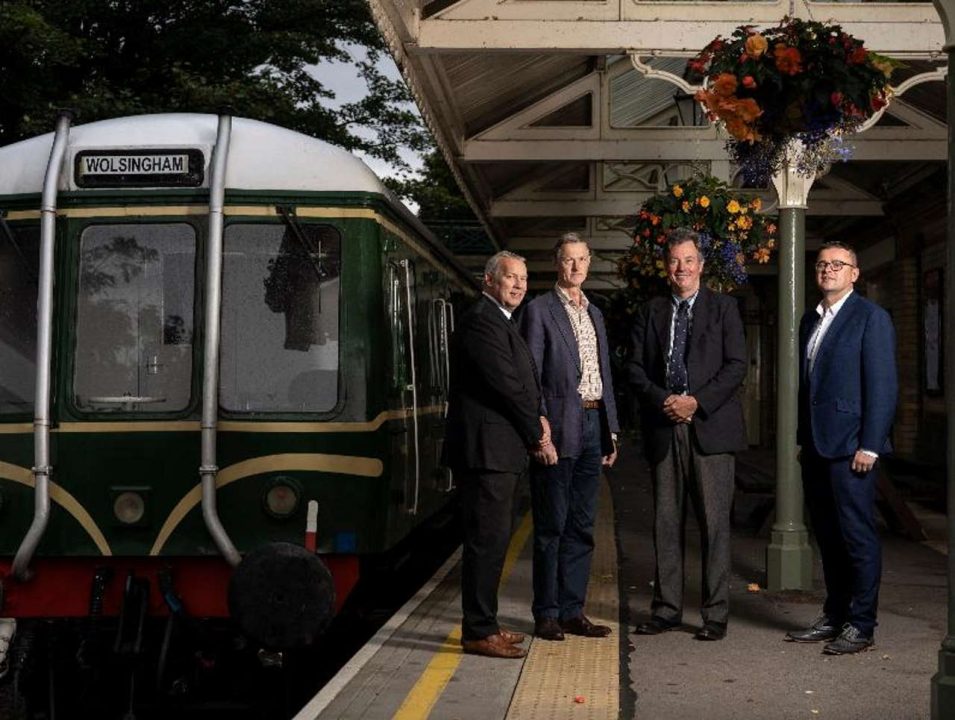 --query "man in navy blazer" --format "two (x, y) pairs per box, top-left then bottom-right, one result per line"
(785, 241), (897, 654)
(519, 233), (620, 641)
(629, 227), (747, 641)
